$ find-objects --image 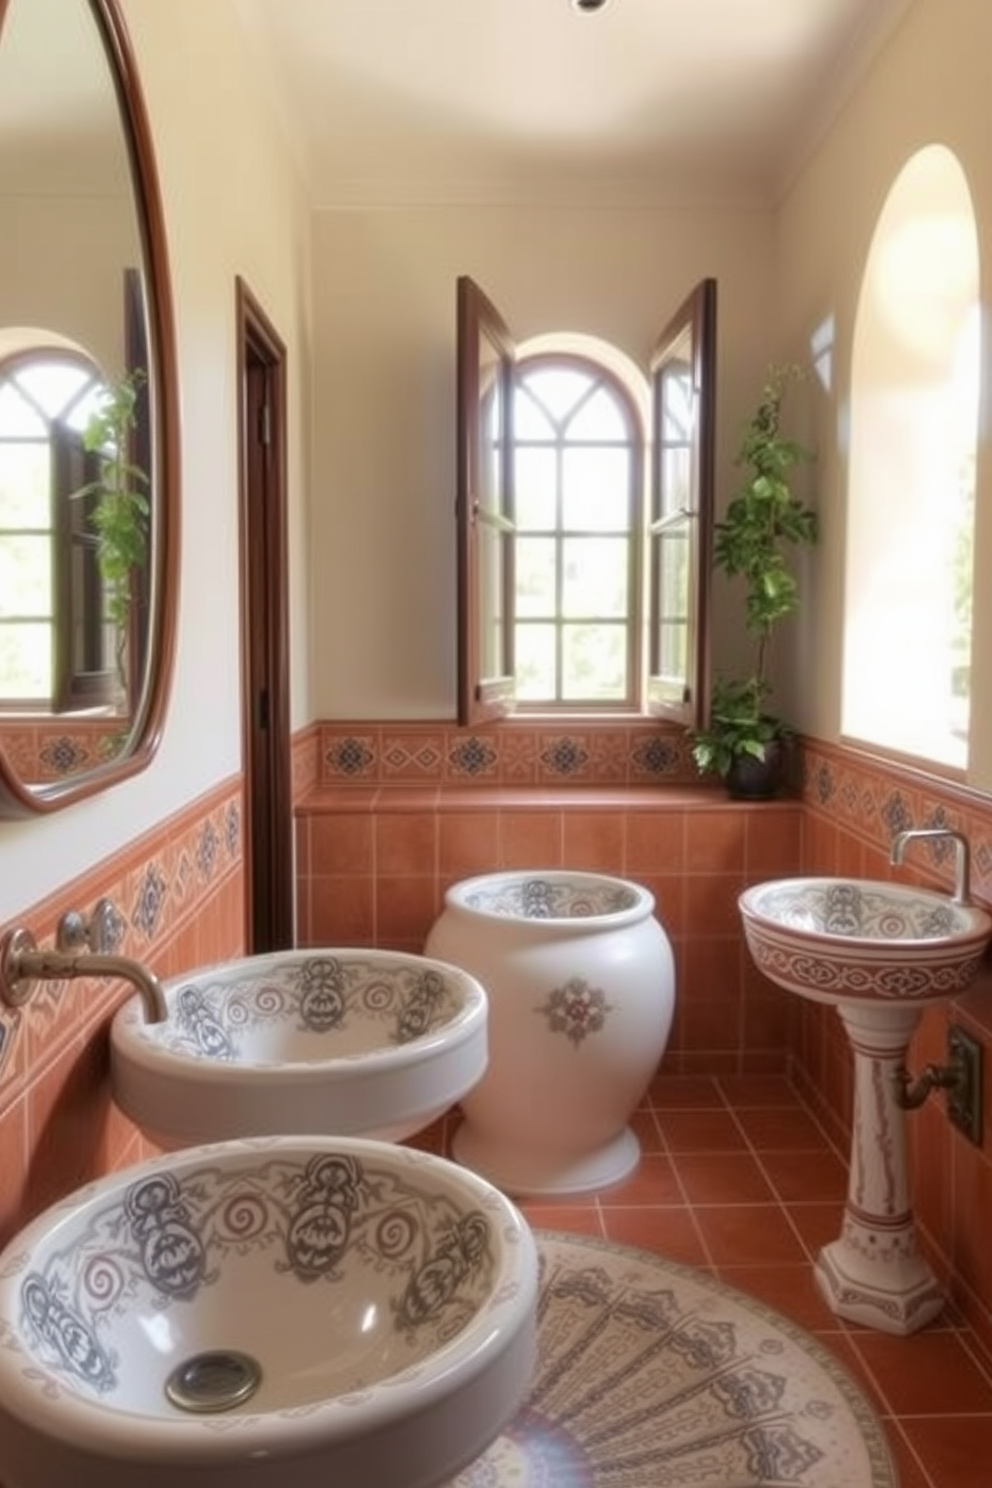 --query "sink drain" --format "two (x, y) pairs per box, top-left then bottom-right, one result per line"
(165, 1350), (262, 1413)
